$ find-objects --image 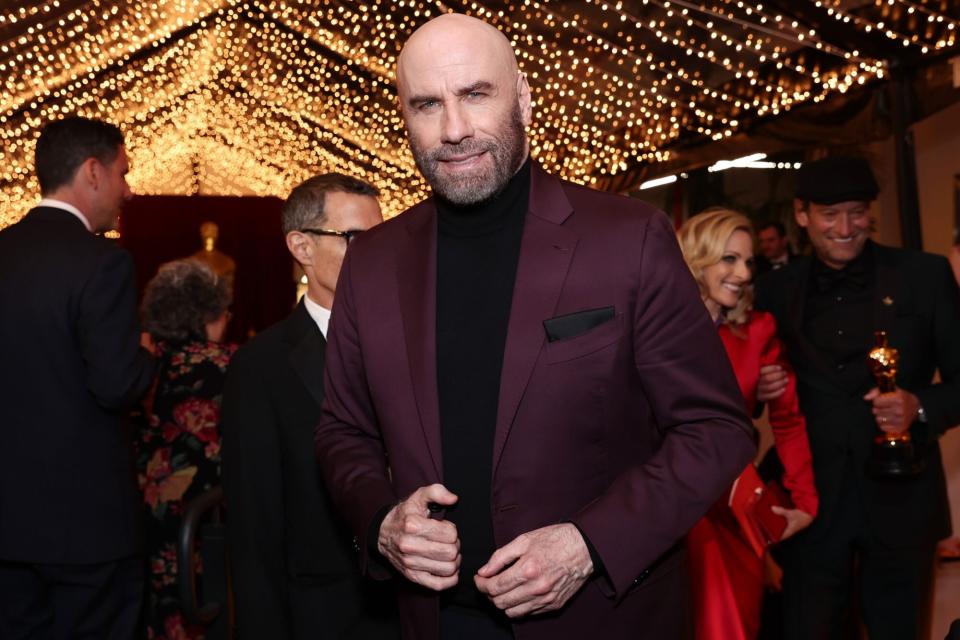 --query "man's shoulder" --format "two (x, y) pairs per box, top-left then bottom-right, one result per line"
(0, 208), (128, 281)
(549, 179), (674, 252)
(875, 242), (949, 274)
(561, 179), (664, 222)
(230, 313), (300, 371)
(2, 207), (88, 243)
